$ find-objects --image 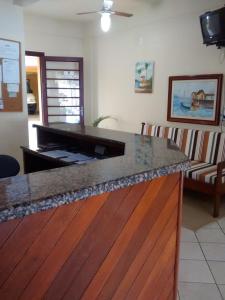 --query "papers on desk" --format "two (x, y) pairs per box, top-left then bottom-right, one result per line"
(42, 150), (95, 163)
(41, 150), (70, 159)
(60, 156), (97, 164)
(66, 153), (94, 161)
